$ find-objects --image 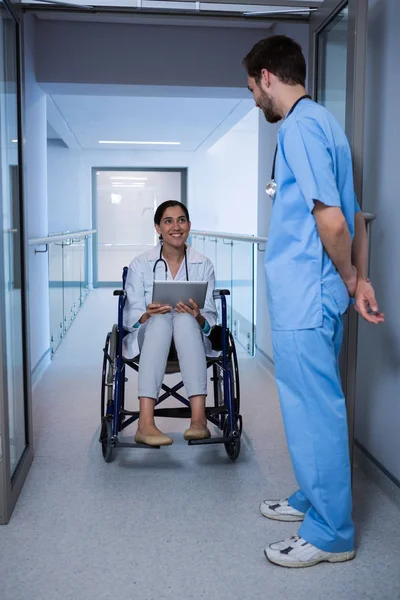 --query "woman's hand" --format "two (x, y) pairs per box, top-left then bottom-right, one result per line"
(140, 303), (172, 323)
(175, 299), (201, 320)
